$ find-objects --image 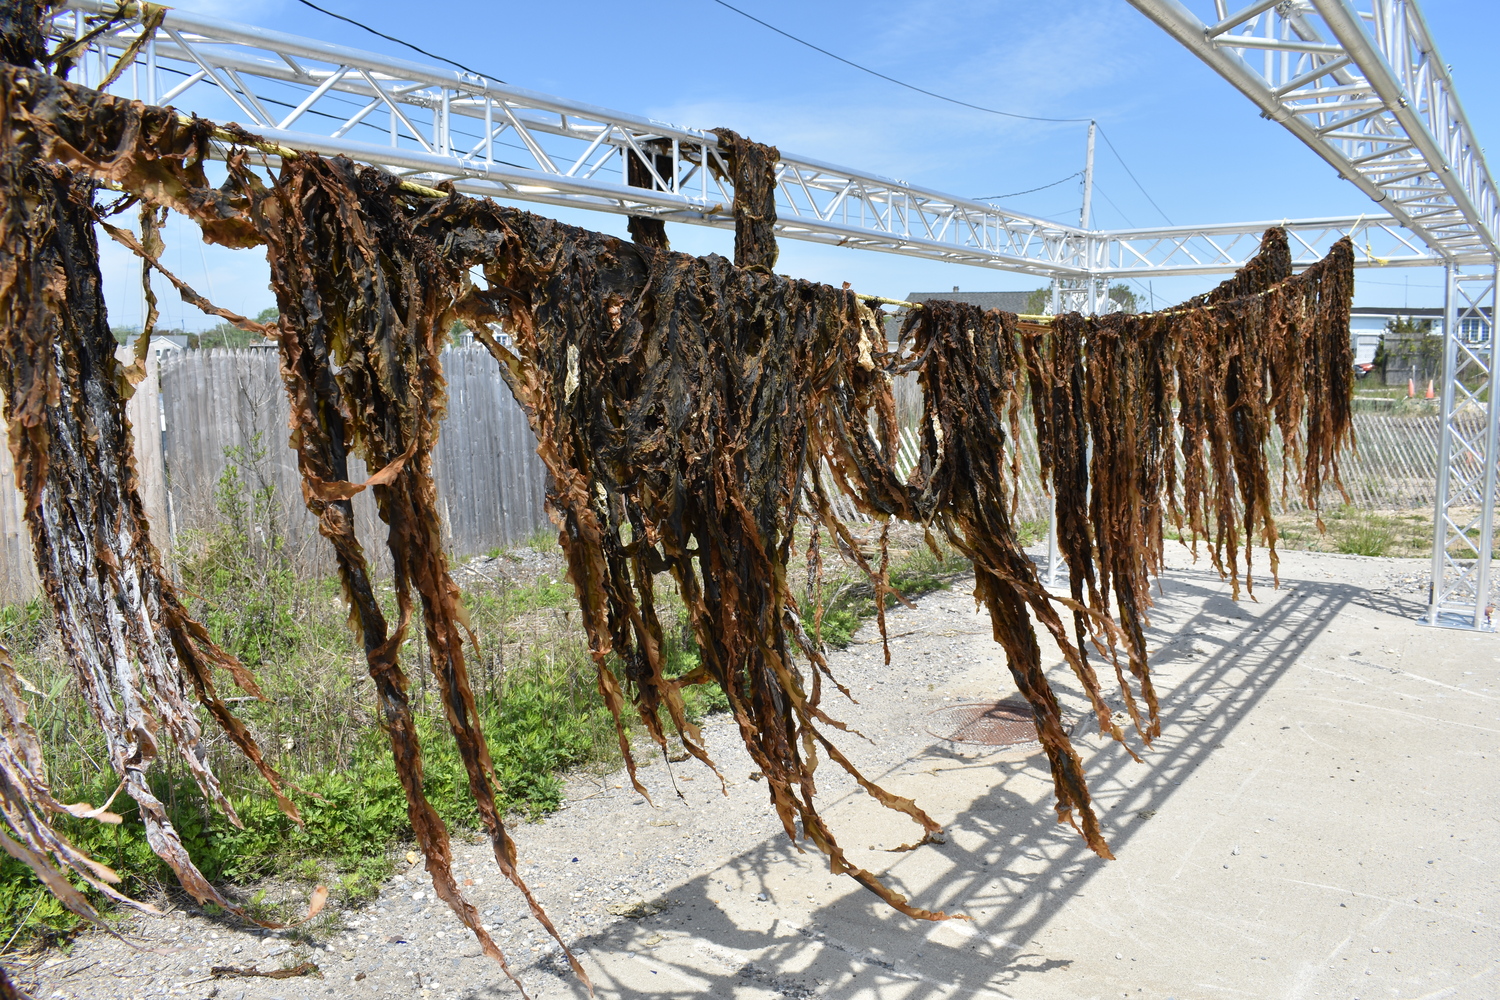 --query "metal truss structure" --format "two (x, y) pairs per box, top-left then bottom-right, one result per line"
(1125, 2), (1500, 619)
(42, 0), (1500, 629)
(1429, 268), (1498, 629)
(50, 0), (1439, 281)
